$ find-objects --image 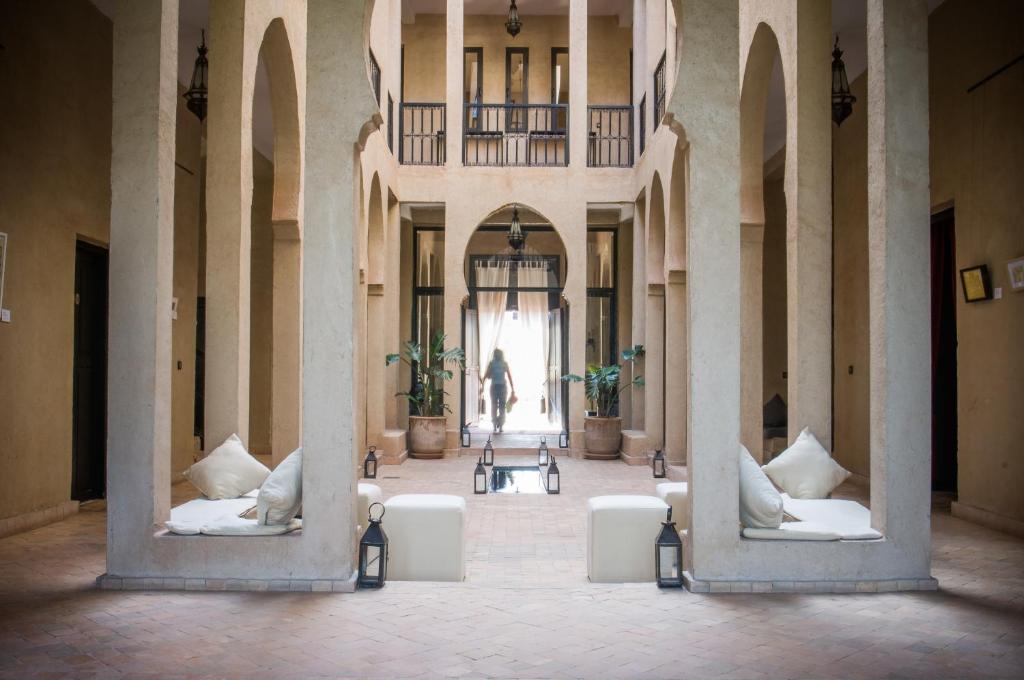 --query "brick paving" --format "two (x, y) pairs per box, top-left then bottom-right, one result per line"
(1, 456), (1022, 678)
